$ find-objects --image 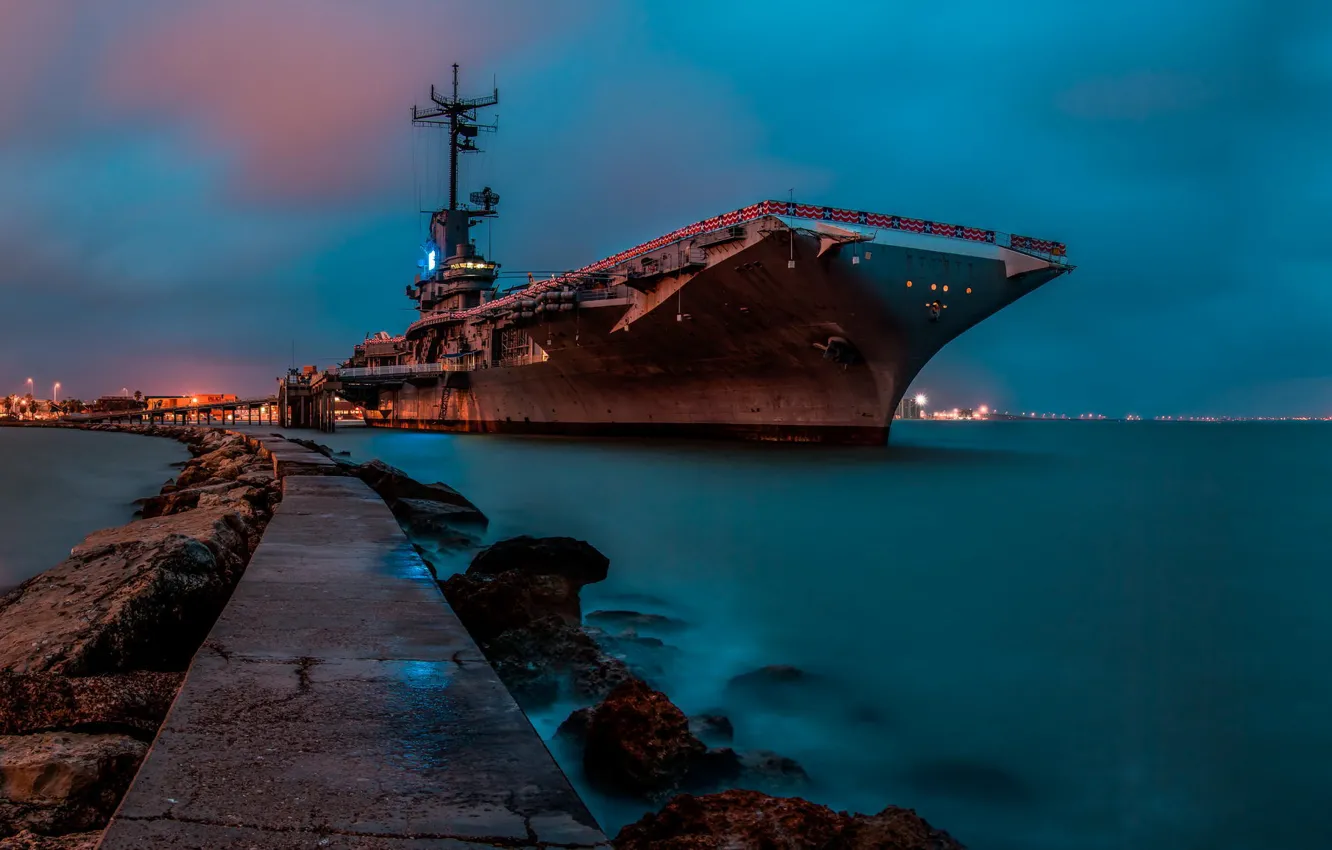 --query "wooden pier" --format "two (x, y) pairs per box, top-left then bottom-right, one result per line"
(277, 372), (342, 433)
(73, 397), (279, 427)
